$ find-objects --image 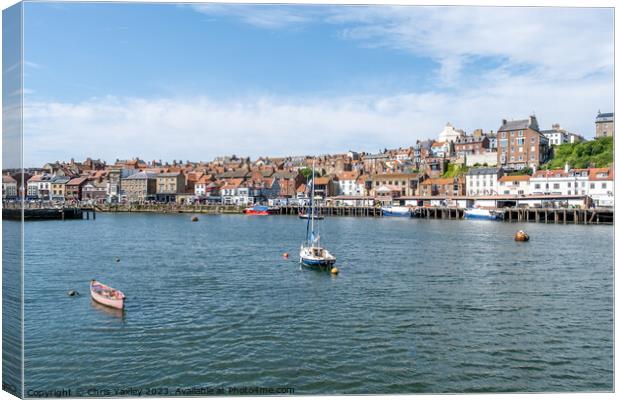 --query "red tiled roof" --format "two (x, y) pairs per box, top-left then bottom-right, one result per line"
(498, 175), (530, 182)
